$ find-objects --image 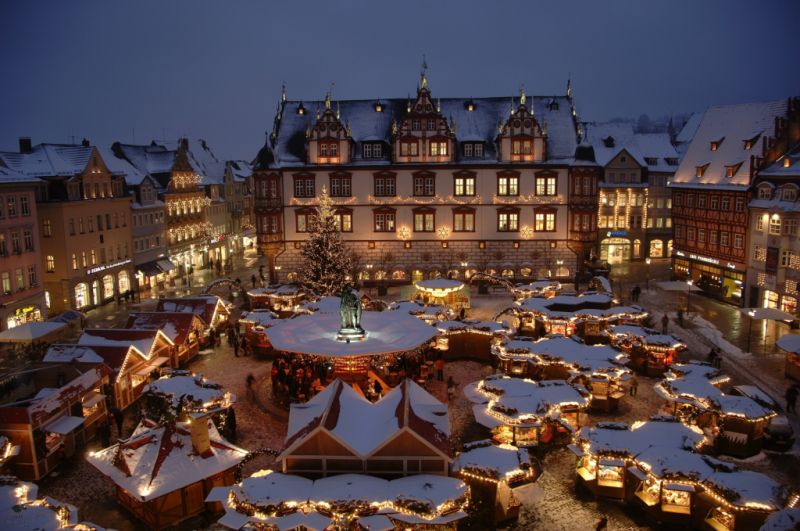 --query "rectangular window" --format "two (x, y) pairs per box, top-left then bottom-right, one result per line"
(720, 232), (729, 246)
(698, 229), (706, 243)
(71, 253), (78, 270)
(686, 195), (695, 208)
(698, 195), (706, 208)
(463, 143), (473, 157)
(42, 219), (52, 237)
(733, 233), (743, 249)
(412, 120), (420, 131)
(710, 196), (718, 209)
(430, 141), (447, 156)
(720, 197), (730, 211)
(756, 216), (765, 231)
(20, 196), (29, 216)
(330, 175), (351, 197)
(687, 227), (696, 241)
(582, 176), (592, 195)
(454, 175), (475, 196)
(784, 218), (798, 236)
(15, 269), (23, 291)
(781, 249), (792, 267)
(27, 265), (36, 287)
(414, 212), (434, 232)
(413, 175), (435, 196)
(23, 230), (33, 251)
(735, 197), (745, 212)
(6, 197), (16, 218)
(46, 255), (55, 272)
(769, 216), (782, 235)
(294, 177), (315, 198)
(374, 175), (396, 197)
(296, 212), (310, 233)
(427, 119), (436, 131)
(362, 143), (383, 159)
(10, 231), (19, 254)
(69, 219), (75, 235)
(373, 211), (395, 232)
(535, 176), (557, 196)
(534, 211), (556, 232)
(498, 211), (519, 232)
(400, 142), (419, 157)
(1, 273), (9, 294)
(710, 231), (718, 245)
(498, 175), (519, 196)
(453, 210), (474, 232)
(334, 212), (352, 232)
(90, 249), (96, 265)
(598, 215), (607, 228)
